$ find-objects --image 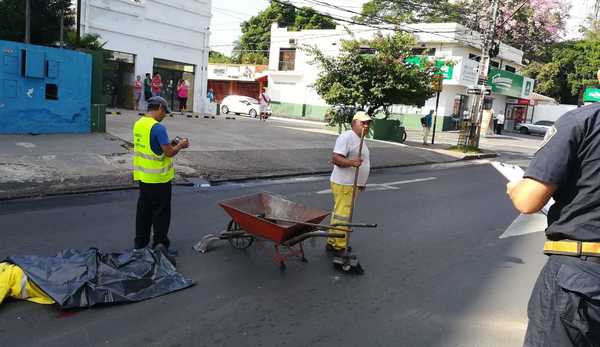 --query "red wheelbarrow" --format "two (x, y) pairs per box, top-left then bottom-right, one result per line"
(193, 192), (376, 271)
